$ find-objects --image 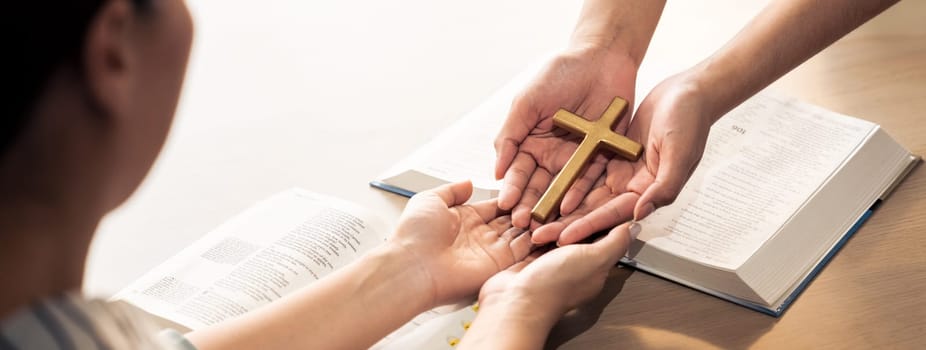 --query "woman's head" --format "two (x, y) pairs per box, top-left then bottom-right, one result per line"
(3, 0), (193, 212)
